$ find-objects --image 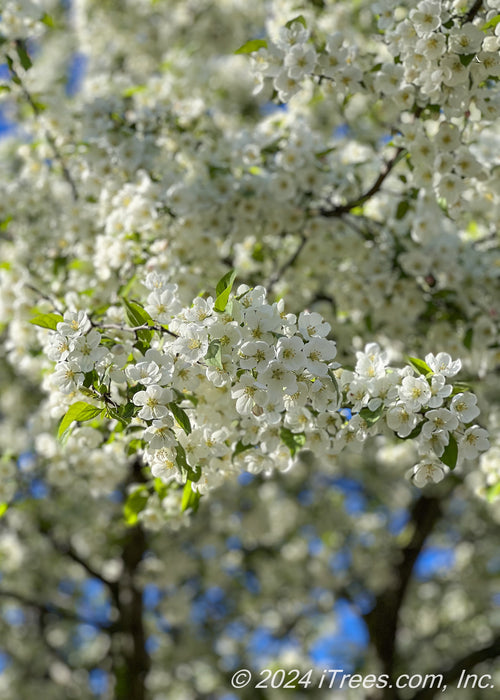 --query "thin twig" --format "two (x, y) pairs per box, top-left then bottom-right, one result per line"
(266, 234), (308, 292)
(7, 53), (79, 201)
(318, 147), (405, 218)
